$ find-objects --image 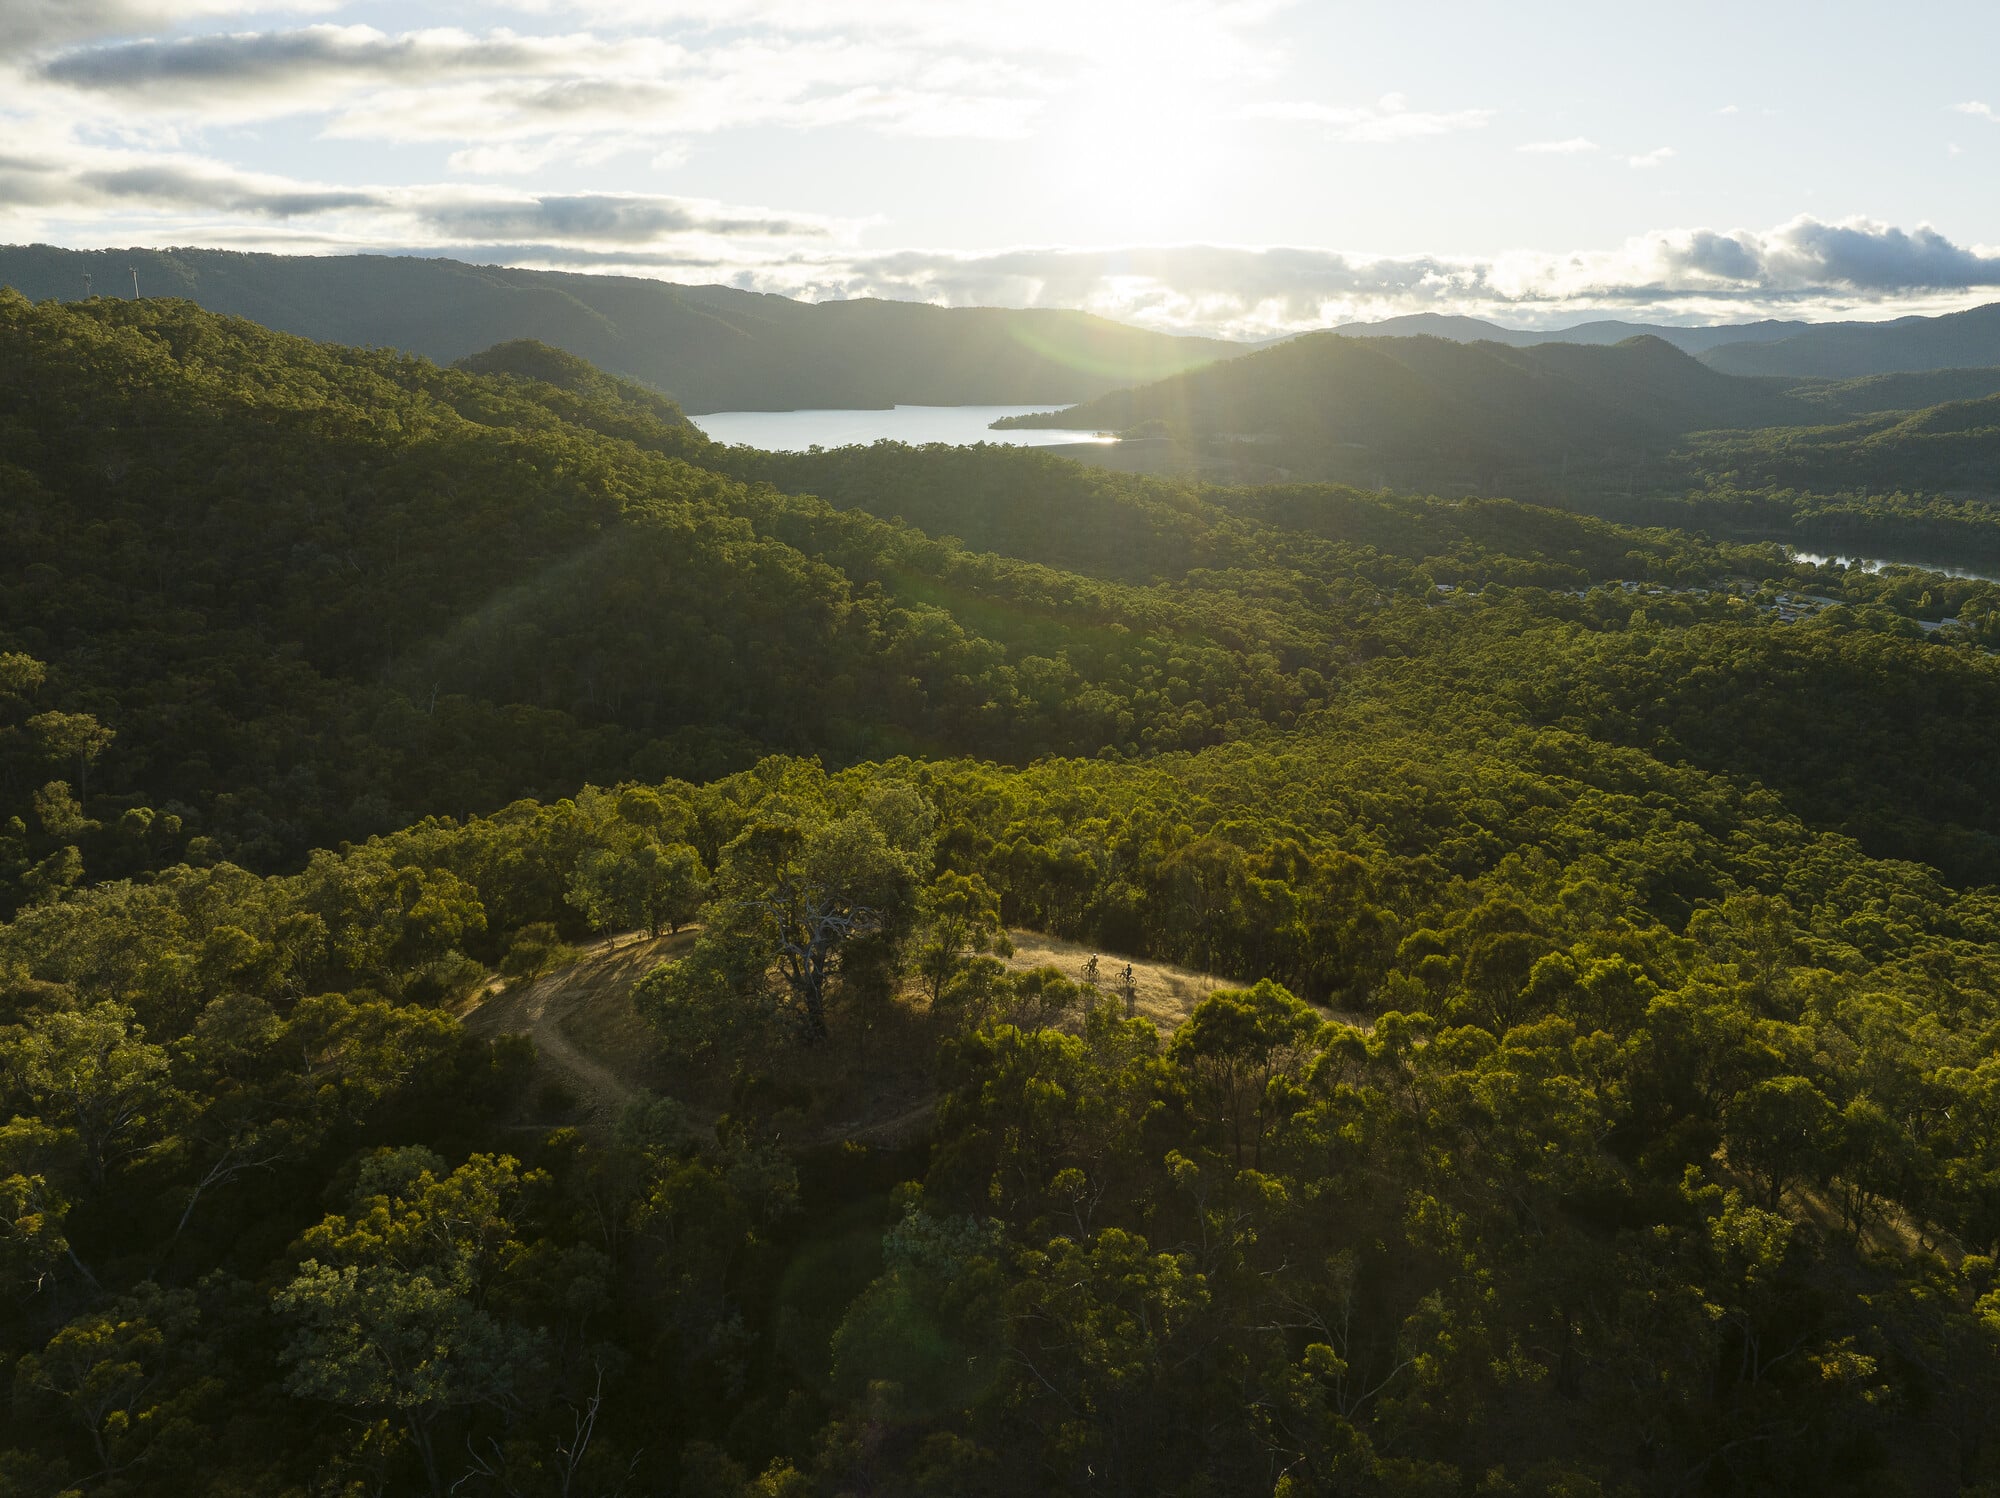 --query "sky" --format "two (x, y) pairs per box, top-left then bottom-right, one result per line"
(3, 0), (1999, 338)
